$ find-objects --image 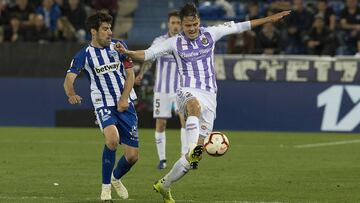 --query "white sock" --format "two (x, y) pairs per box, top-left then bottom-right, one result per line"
(155, 131), (166, 161)
(162, 155), (190, 189)
(186, 116), (199, 151)
(180, 128), (188, 155)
